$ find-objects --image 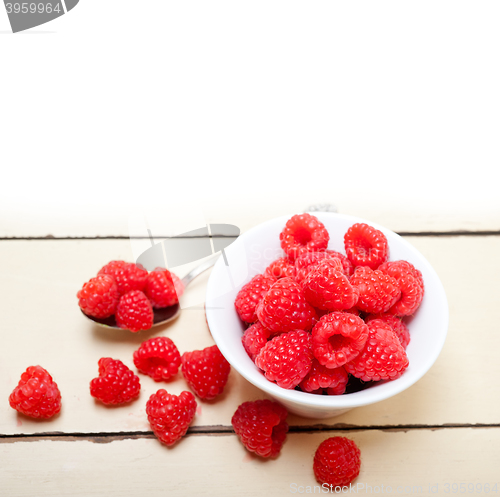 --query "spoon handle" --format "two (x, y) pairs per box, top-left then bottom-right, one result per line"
(181, 254), (220, 288)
